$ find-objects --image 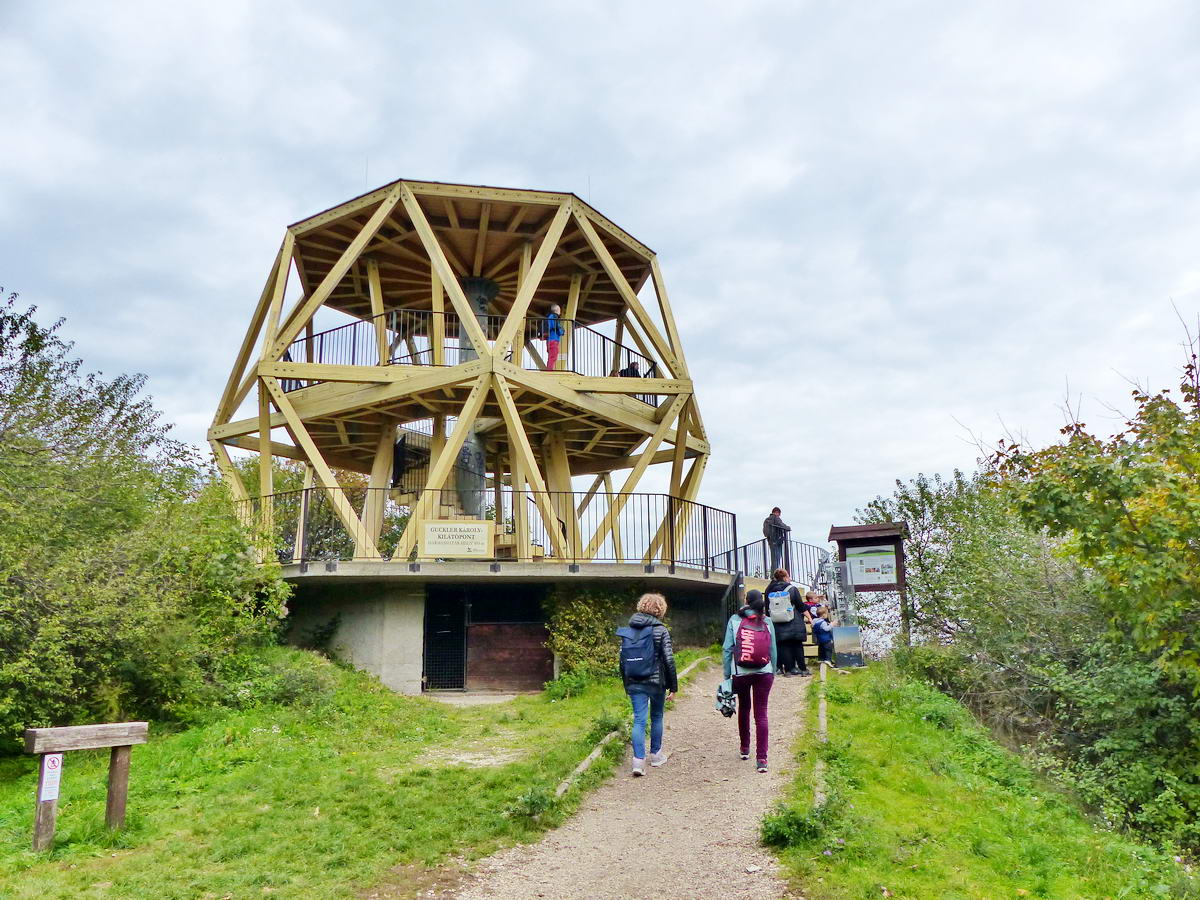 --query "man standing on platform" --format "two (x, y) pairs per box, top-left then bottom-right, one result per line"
(763, 506), (790, 574)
